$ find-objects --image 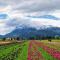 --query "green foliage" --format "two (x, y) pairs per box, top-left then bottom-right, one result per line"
(15, 42), (29, 60)
(0, 43), (20, 60)
(0, 41), (28, 60)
